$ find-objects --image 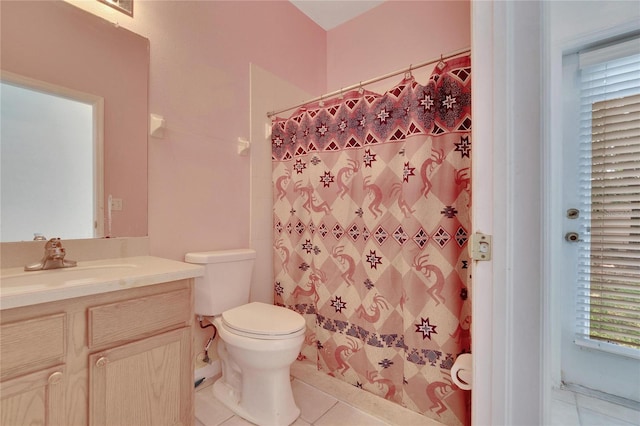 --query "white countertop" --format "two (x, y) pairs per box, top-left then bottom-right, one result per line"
(0, 256), (204, 310)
